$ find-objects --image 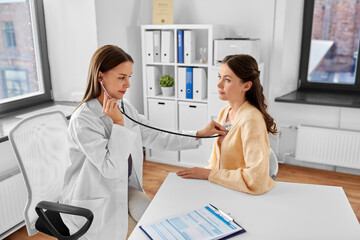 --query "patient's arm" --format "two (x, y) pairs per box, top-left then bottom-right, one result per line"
(176, 167), (211, 179)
